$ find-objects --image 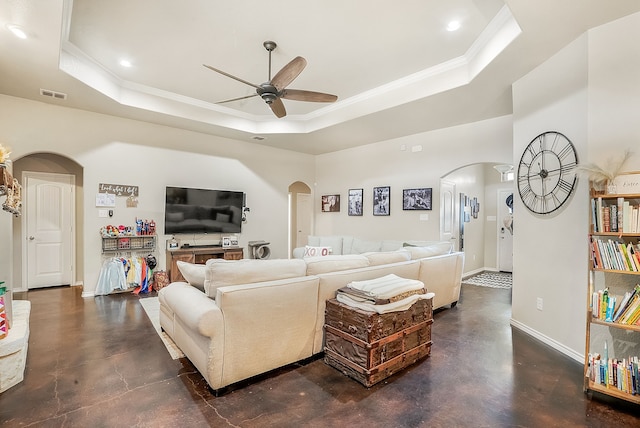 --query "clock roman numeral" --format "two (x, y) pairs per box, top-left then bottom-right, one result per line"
(558, 178), (574, 193)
